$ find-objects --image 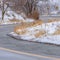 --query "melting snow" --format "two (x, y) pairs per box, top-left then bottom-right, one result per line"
(9, 21), (60, 45)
